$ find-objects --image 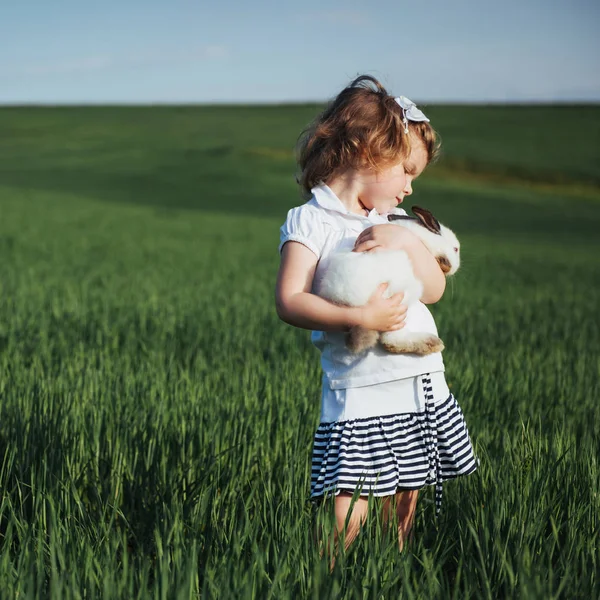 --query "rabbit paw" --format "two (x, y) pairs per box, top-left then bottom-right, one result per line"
(381, 333), (445, 355)
(346, 327), (379, 353)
